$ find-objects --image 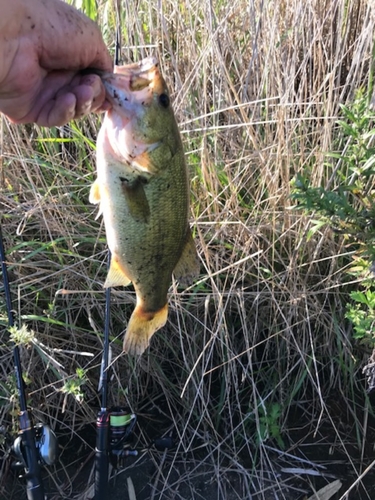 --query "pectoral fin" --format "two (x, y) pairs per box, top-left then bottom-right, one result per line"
(120, 176), (150, 223)
(89, 180), (101, 204)
(173, 227), (199, 286)
(89, 180), (103, 219)
(104, 257), (132, 288)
